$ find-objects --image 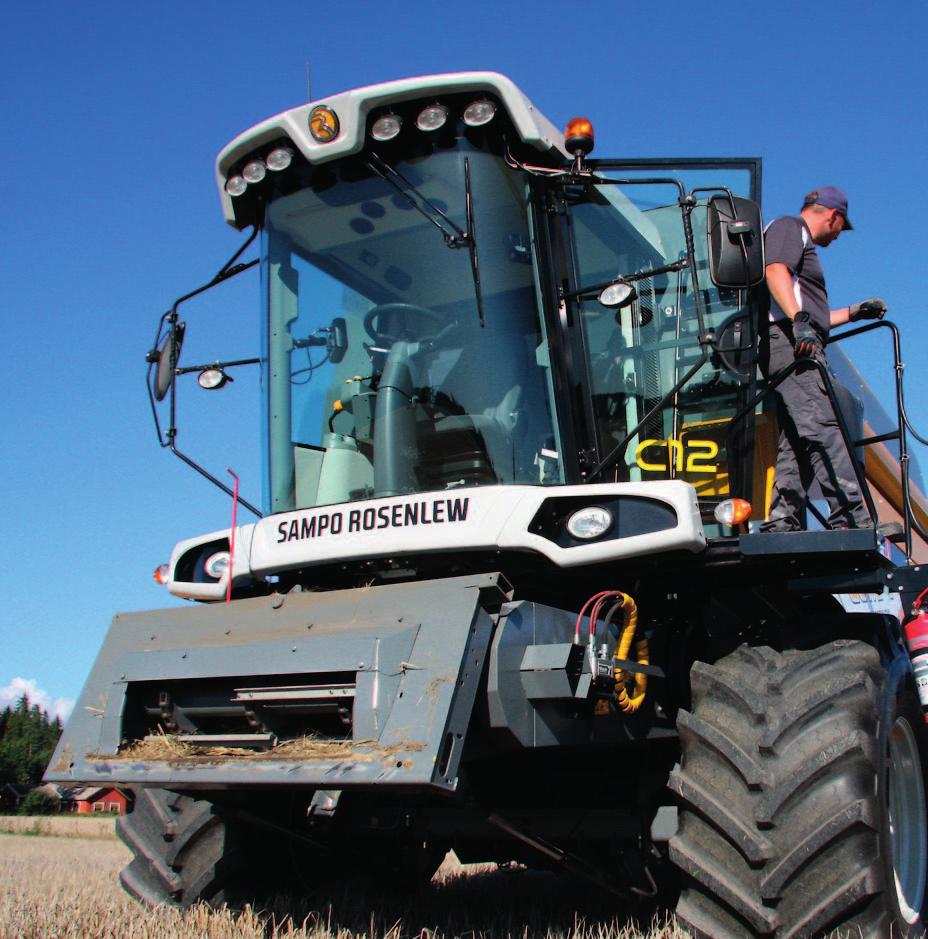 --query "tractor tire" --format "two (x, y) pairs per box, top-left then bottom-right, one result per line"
(116, 788), (243, 908)
(669, 640), (928, 938)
